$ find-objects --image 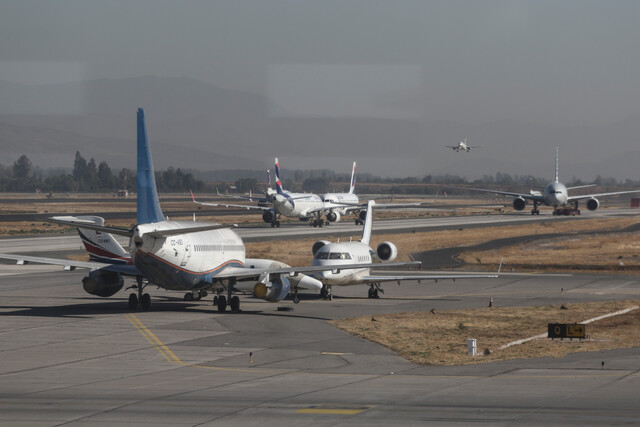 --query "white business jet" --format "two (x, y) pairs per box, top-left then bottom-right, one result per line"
(310, 200), (501, 299)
